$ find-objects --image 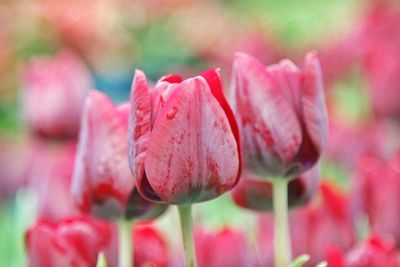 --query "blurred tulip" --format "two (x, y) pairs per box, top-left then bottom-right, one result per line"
(327, 236), (400, 267)
(26, 217), (116, 267)
(358, 2), (400, 119)
(27, 139), (82, 221)
(231, 52), (328, 178)
(0, 136), (30, 201)
(195, 228), (254, 267)
(72, 90), (167, 220)
(133, 223), (170, 267)
(232, 166), (319, 211)
(351, 154), (400, 245)
(129, 68), (241, 204)
(22, 50), (92, 138)
(259, 182), (355, 266)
